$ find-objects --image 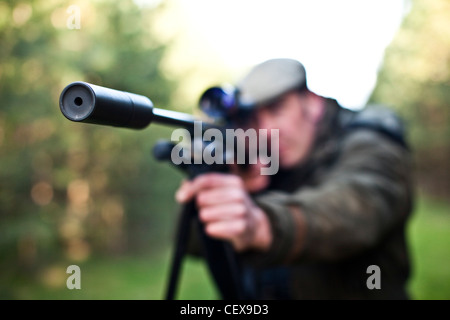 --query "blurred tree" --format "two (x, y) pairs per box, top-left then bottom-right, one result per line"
(0, 0), (183, 297)
(369, 0), (450, 198)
